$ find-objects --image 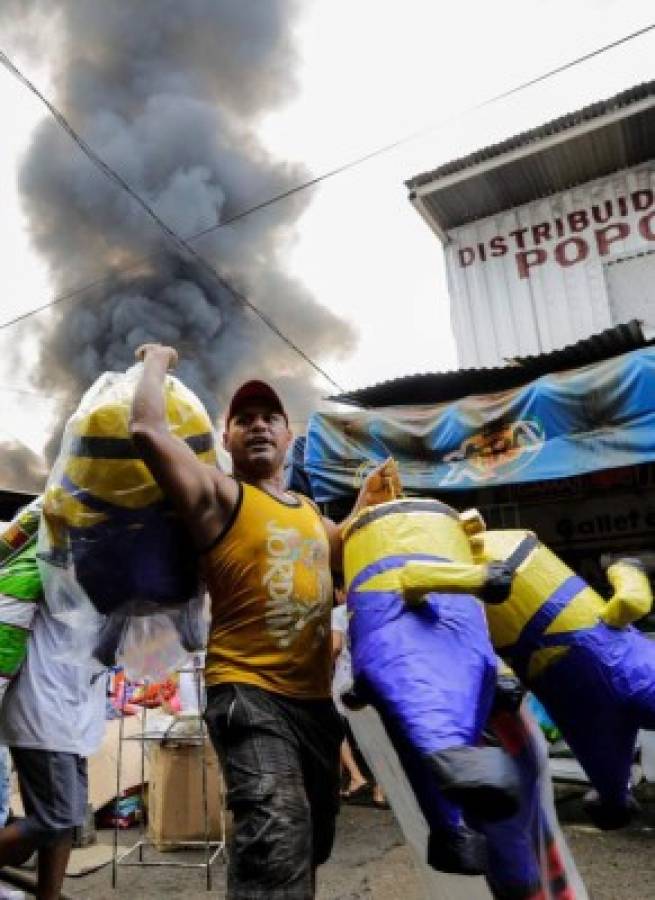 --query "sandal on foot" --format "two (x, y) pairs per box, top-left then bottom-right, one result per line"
(341, 782), (372, 804)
